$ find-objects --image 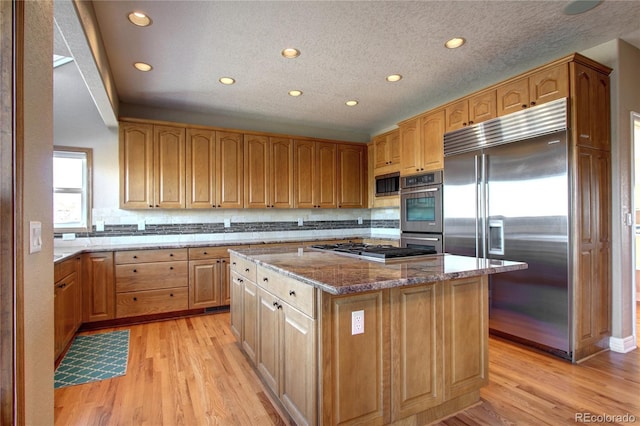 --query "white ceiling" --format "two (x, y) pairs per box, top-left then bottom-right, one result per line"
(57, 1), (640, 140)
